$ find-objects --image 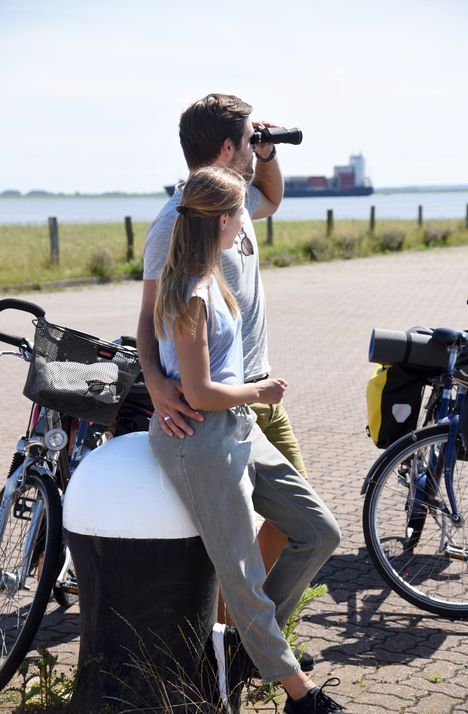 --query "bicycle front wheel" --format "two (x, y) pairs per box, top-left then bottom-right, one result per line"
(363, 424), (468, 618)
(0, 470), (62, 689)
